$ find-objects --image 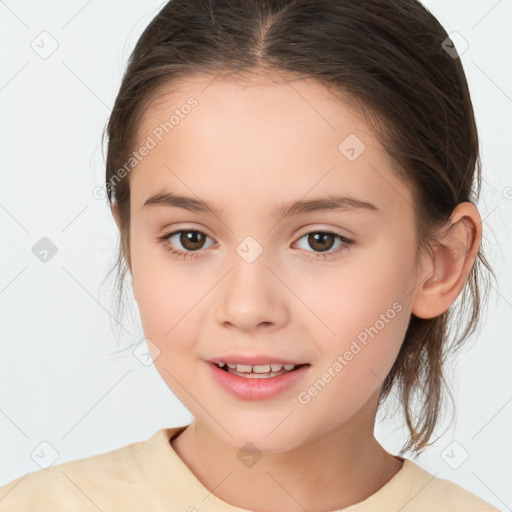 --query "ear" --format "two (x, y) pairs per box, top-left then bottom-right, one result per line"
(411, 202), (482, 319)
